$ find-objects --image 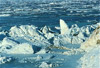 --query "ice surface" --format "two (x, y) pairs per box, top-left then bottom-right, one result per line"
(78, 45), (100, 68)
